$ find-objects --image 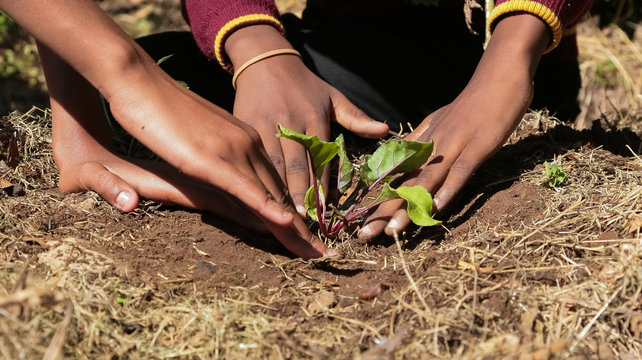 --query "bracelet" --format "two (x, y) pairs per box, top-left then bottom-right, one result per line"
(232, 49), (302, 90)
